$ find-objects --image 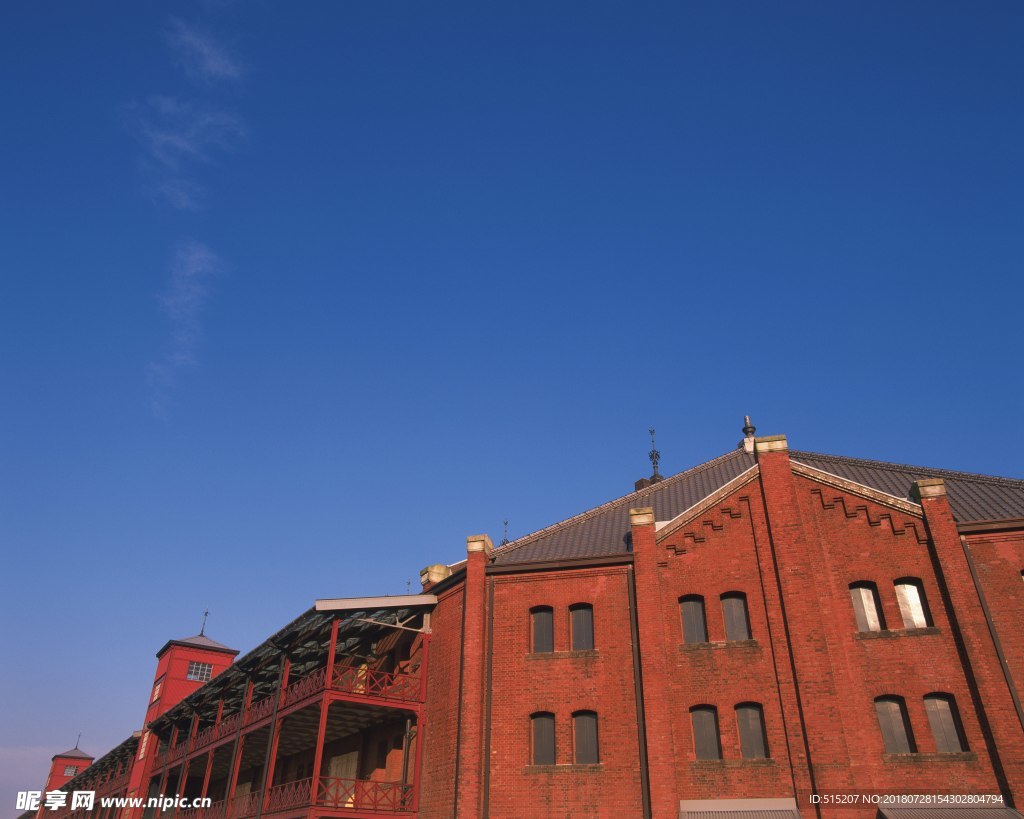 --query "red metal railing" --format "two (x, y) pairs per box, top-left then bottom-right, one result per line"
(192, 711), (241, 752)
(282, 668), (327, 709)
(316, 777), (414, 813)
(332, 666), (422, 703)
(204, 801), (227, 819)
(265, 777), (312, 813)
(245, 694), (276, 725)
